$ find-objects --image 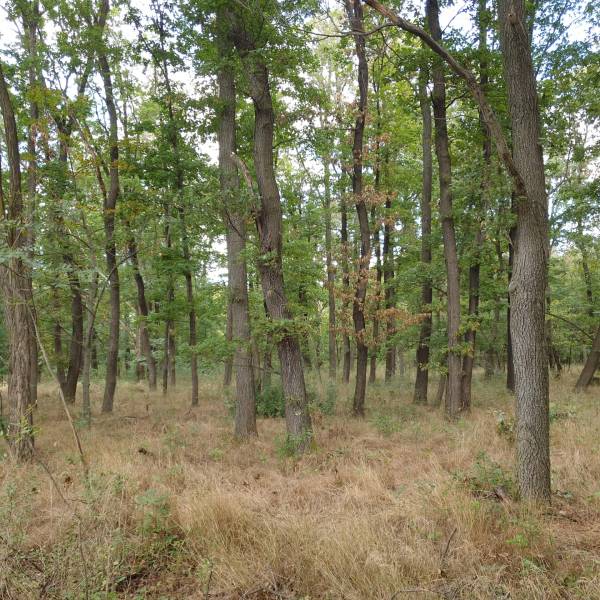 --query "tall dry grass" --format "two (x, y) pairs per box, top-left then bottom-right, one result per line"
(1, 370), (600, 599)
